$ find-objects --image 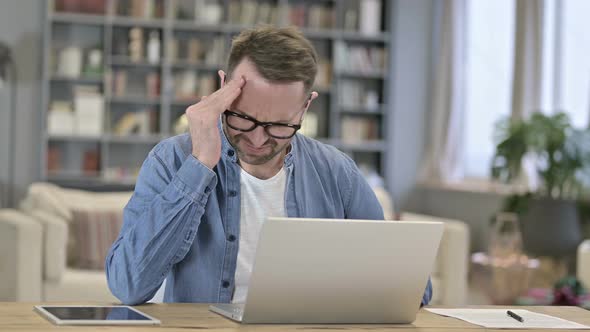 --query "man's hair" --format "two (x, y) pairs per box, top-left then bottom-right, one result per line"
(227, 25), (318, 95)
